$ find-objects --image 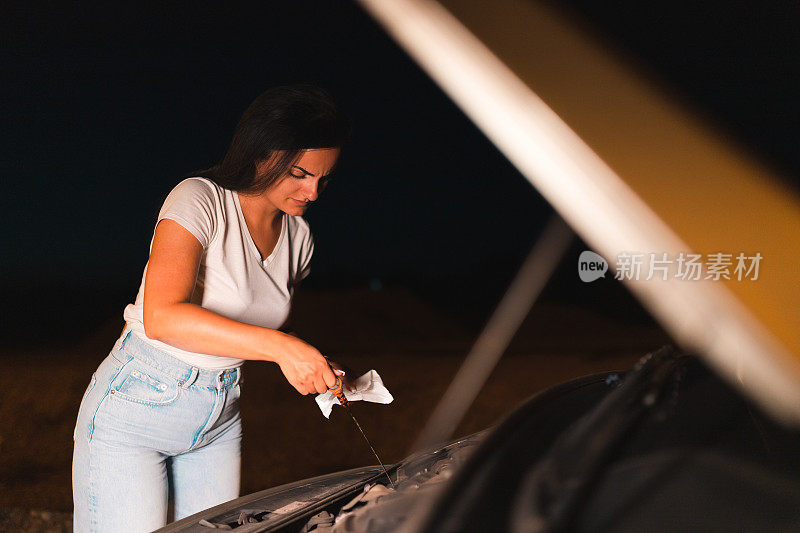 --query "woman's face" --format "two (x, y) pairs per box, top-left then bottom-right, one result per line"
(262, 148), (340, 216)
